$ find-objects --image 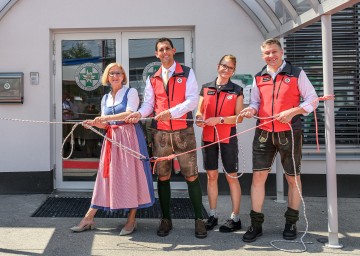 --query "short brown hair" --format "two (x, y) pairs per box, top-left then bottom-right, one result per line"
(155, 37), (174, 51)
(218, 54), (237, 70)
(261, 38), (282, 51)
(101, 63), (128, 86)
